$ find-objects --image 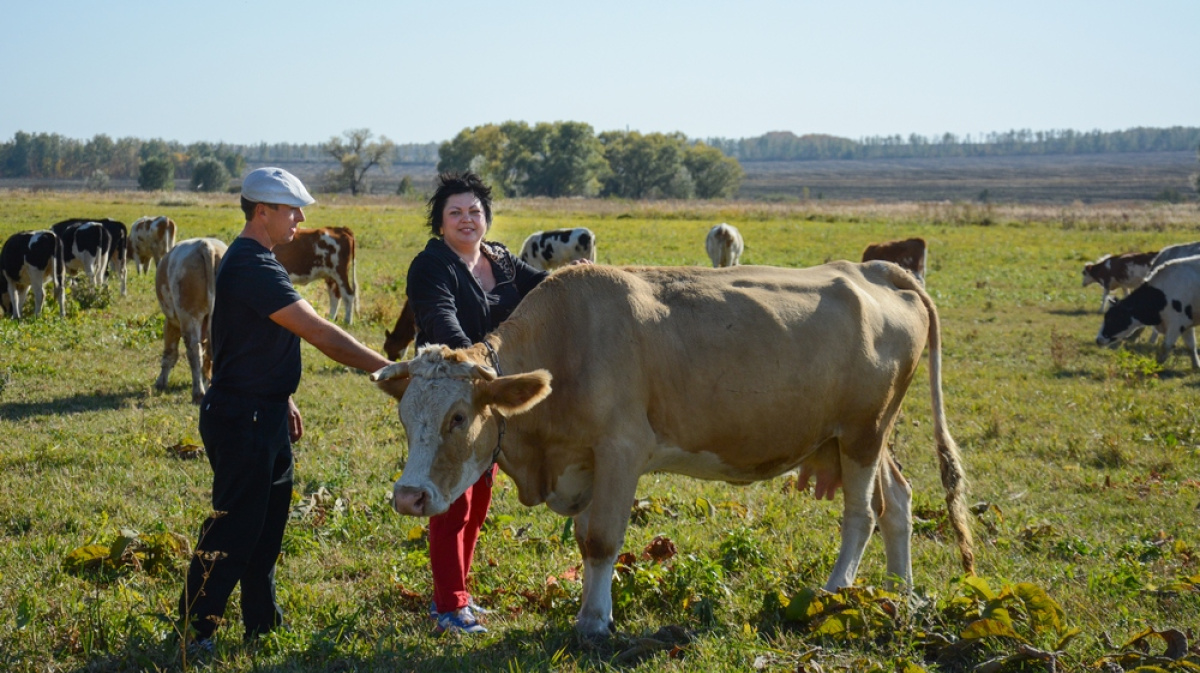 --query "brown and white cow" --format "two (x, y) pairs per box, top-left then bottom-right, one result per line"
(273, 227), (357, 325)
(861, 237), (927, 286)
(155, 238), (227, 403)
(1, 230), (65, 319)
(383, 298), (417, 360)
(518, 228), (597, 271)
(51, 220), (111, 286)
(705, 223), (744, 267)
(129, 216), (177, 274)
(372, 261), (974, 638)
(1082, 251), (1156, 312)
